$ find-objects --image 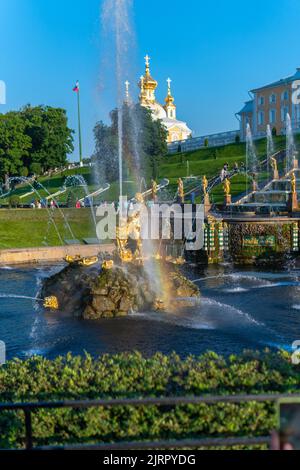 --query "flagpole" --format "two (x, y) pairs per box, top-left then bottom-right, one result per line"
(75, 82), (83, 166)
